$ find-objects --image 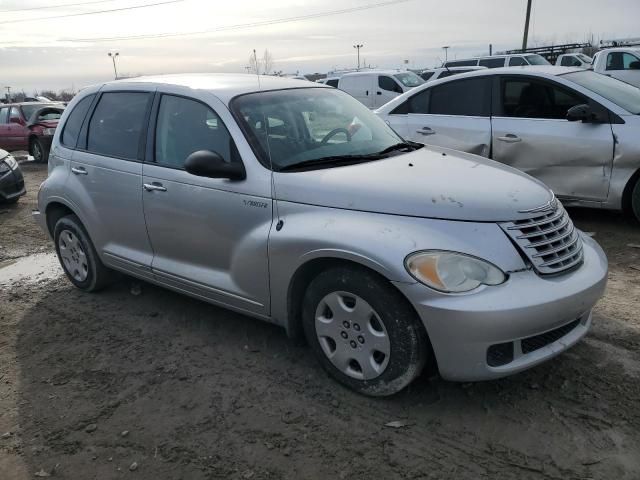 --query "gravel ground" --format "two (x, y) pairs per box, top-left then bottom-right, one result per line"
(1, 162), (640, 479)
